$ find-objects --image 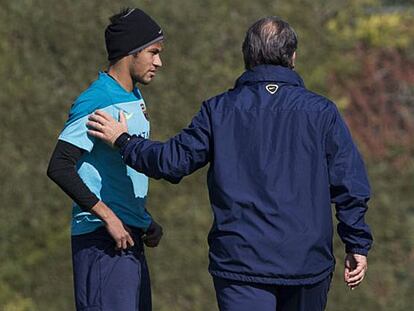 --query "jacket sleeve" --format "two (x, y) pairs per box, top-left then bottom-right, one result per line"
(120, 102), (212, 184)
(325, 106), (373, 256)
